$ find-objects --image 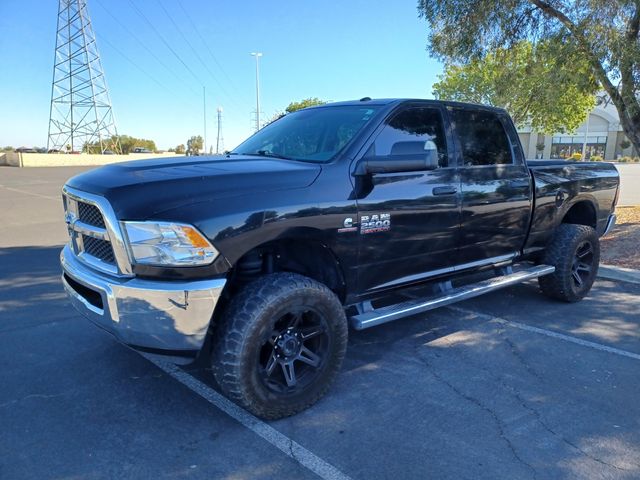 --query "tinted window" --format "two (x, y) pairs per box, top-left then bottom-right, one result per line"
(233, 105), (380, 163)
(449, 108), (513, 166)
(373, 107), (448, 167)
